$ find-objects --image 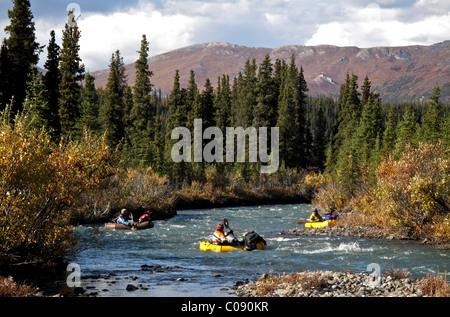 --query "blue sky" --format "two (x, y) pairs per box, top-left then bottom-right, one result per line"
(0, 0), (449, 70)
